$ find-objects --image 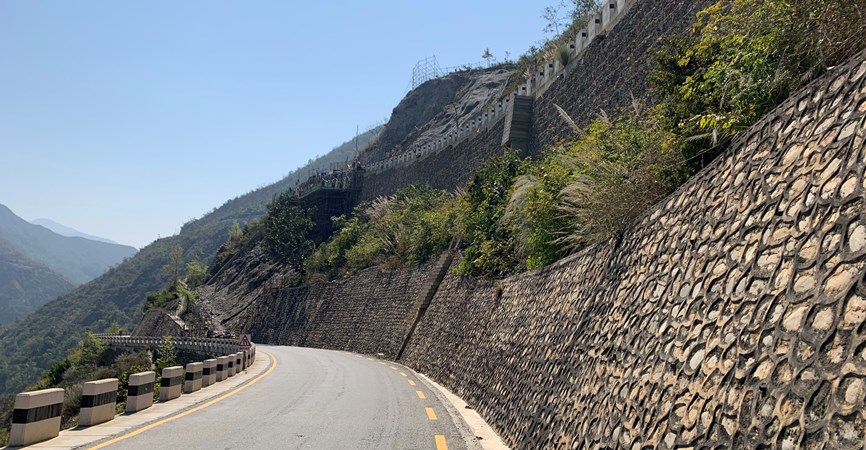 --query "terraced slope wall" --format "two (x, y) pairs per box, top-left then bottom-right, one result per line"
(401, 51), (866, 448)
(358, 0), (712, 200)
